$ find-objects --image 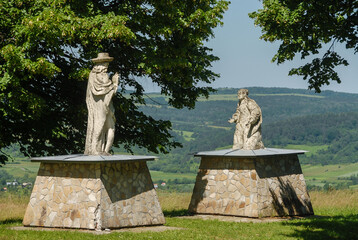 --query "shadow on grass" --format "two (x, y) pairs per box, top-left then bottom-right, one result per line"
(0, 218), (22, 225)
(163, 209), (193, 217)
(282, 214), (358, 240)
